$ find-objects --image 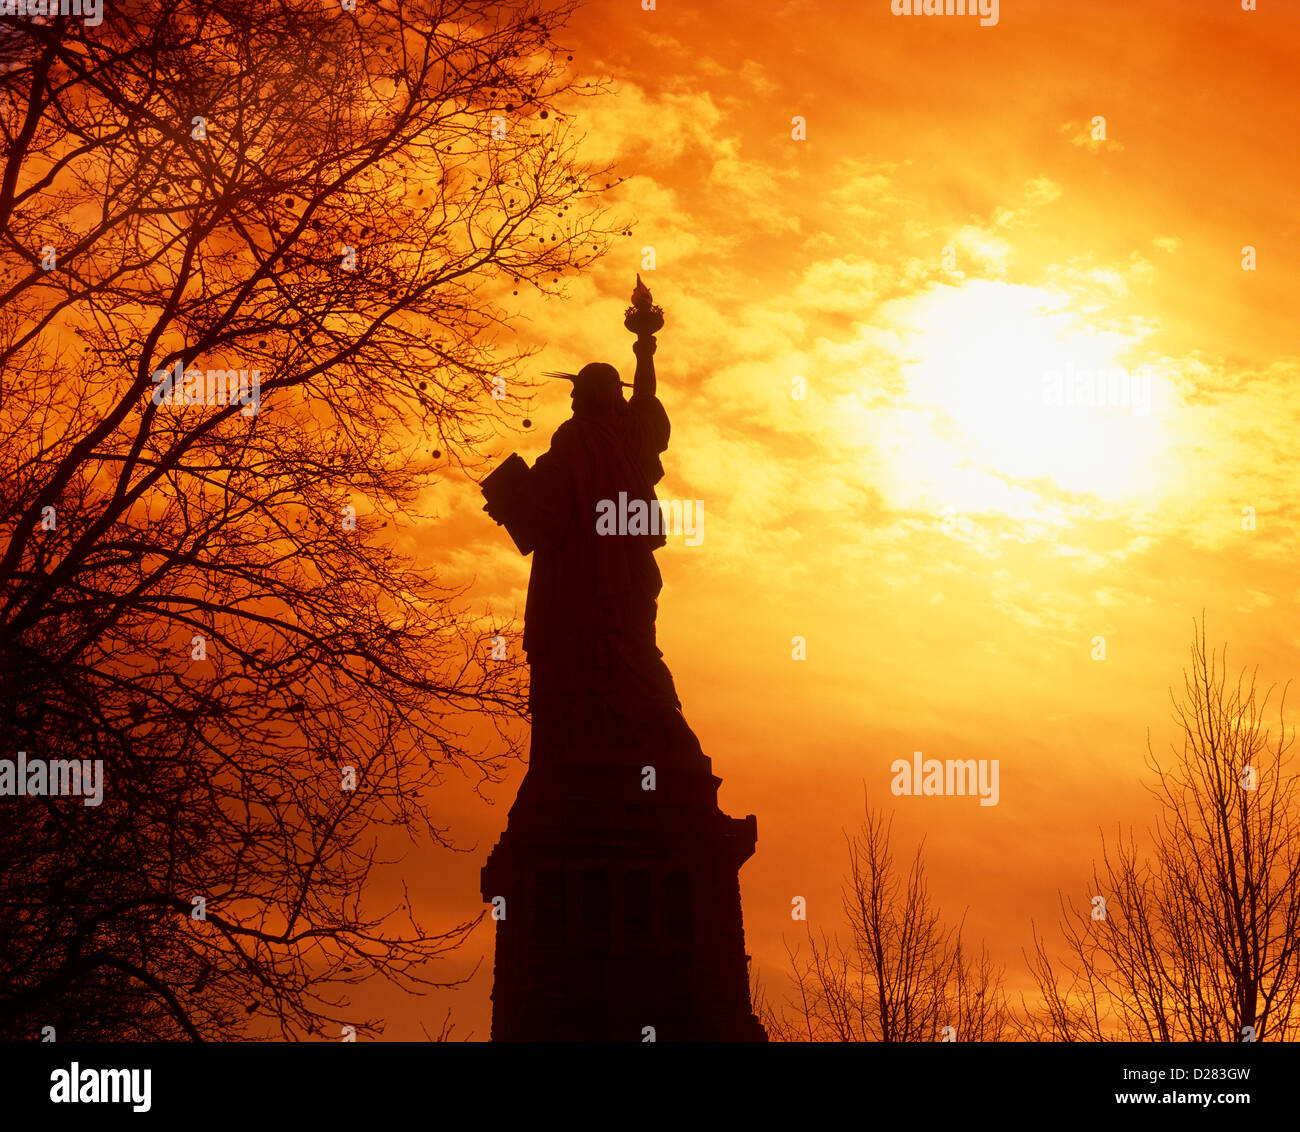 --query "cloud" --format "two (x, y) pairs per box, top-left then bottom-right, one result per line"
(1024, 177), (1063, 206)
(573, 82), (731, 166)
(946, 225), (1015, 276)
